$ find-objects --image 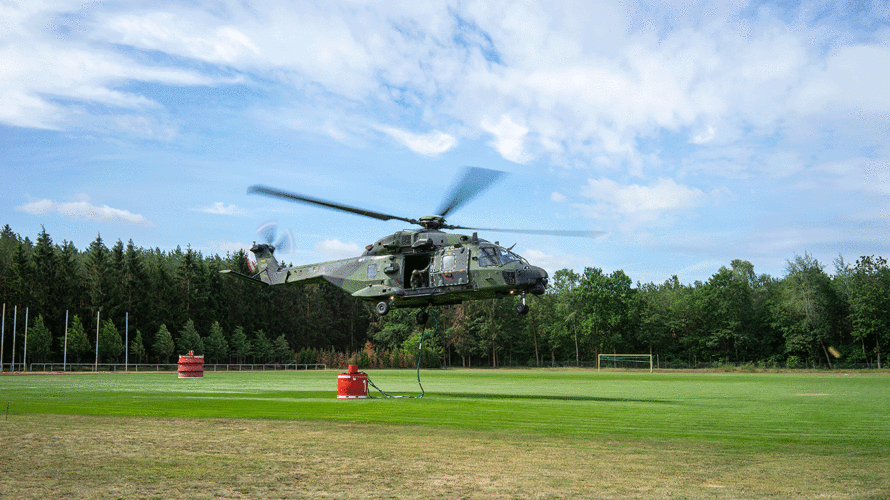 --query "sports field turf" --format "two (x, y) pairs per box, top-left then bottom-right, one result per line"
(1, 369), (888, 499)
